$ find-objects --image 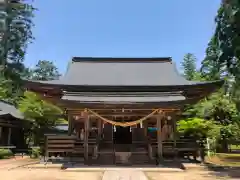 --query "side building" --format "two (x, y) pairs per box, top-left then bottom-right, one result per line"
(0, 100), (30, 150)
